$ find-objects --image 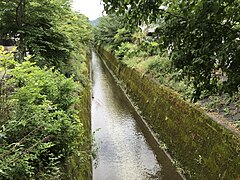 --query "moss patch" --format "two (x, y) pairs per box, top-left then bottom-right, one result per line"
(64, 53), (92, 180)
